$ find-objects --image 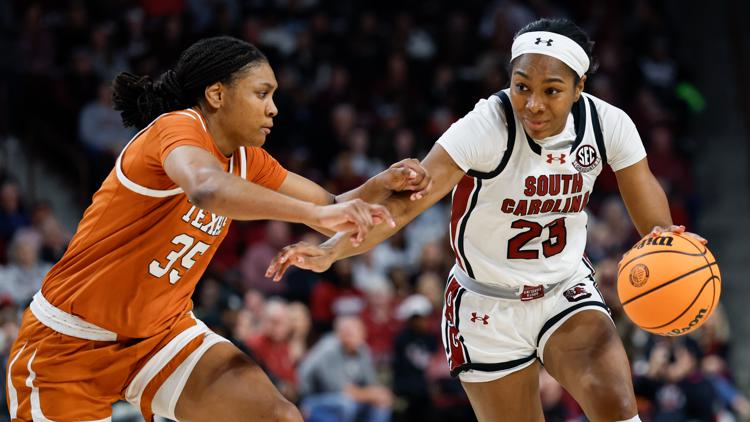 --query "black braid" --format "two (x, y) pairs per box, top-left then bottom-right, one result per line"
(112, 36), (267, 129)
